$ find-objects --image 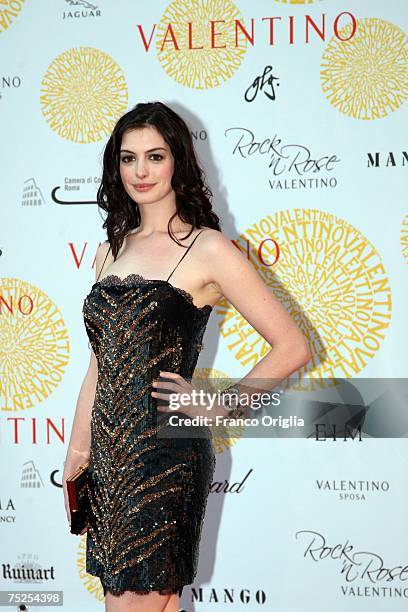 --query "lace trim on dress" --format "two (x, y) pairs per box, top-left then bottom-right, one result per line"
(93, 273), (213, 314)
(102, 585), (184, 598)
